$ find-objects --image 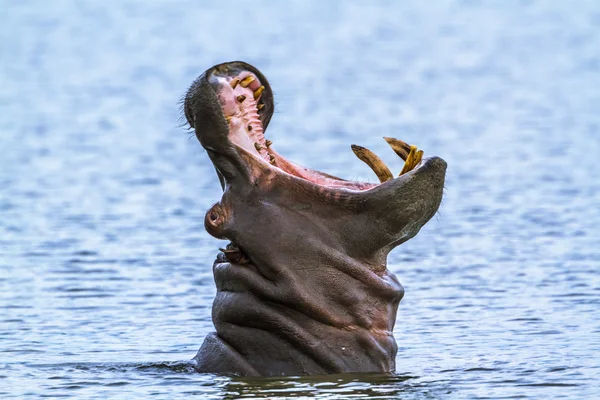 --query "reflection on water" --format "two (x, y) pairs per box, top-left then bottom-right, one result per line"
(25, 362), (427, 399)
(2, 0), (599, 398)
